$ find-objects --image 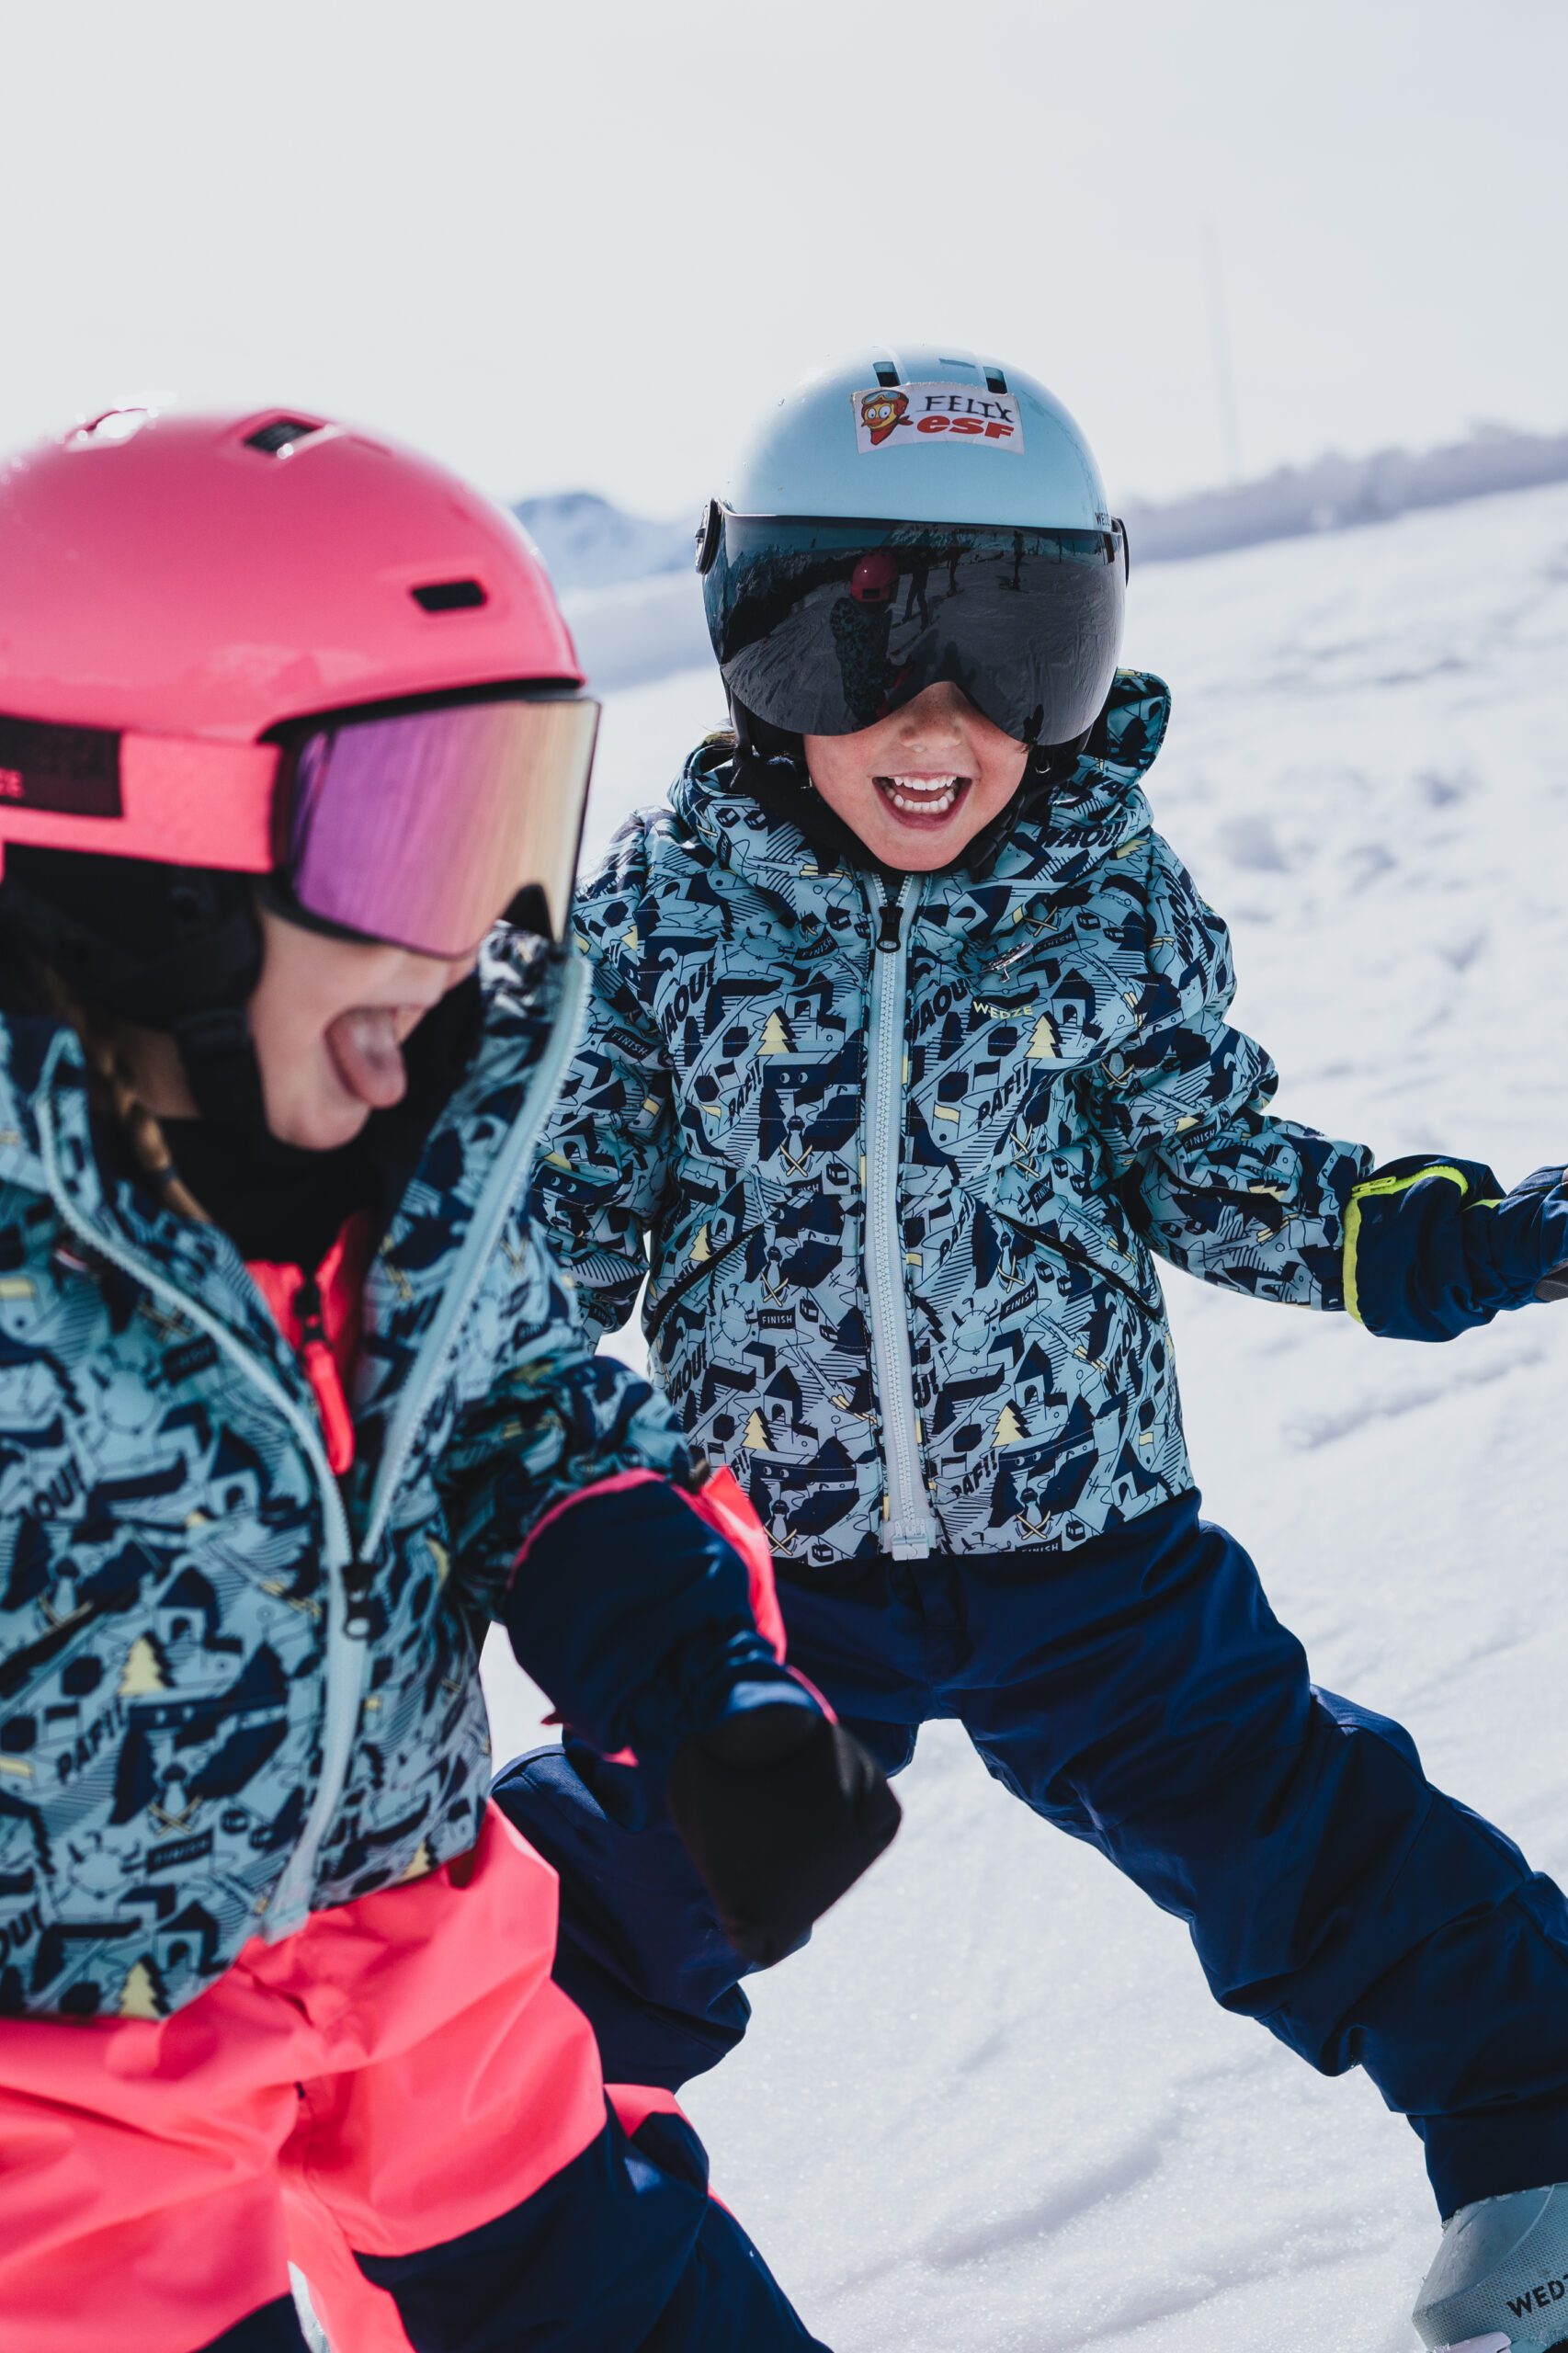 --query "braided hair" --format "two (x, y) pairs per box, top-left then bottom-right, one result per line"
(35, 964), (210, 1226)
